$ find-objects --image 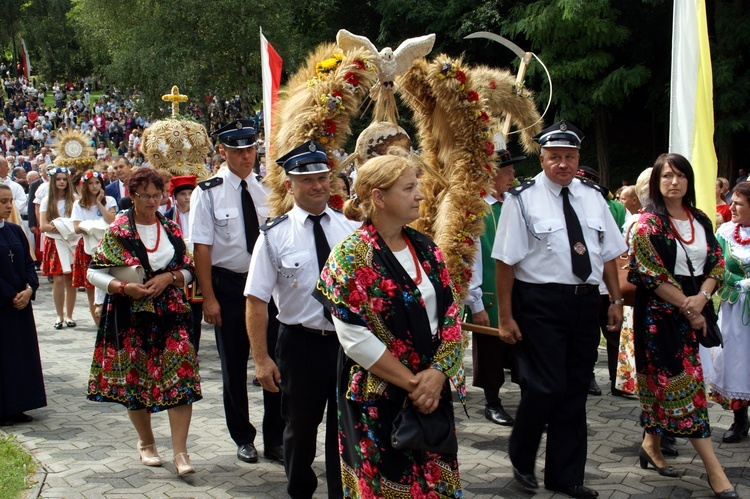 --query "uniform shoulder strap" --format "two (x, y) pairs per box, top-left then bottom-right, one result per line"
(578, 177), (609, 200)
(507, 179), (535, 196)
(260, 213), (289, 232)
(198, 177), (223, 191)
